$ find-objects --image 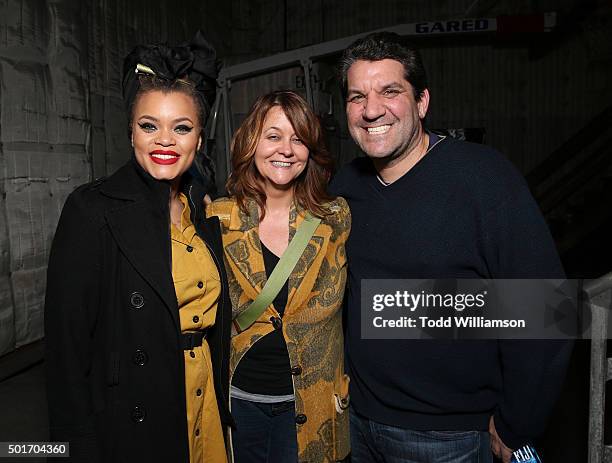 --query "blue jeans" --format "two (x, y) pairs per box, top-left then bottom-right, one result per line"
(350, 409), (494, 463)
(231, 397), (298, 463)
